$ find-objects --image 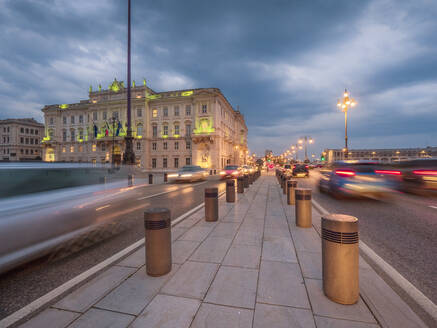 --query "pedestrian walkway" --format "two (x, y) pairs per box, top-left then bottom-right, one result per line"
(18, 174), (428, 328)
